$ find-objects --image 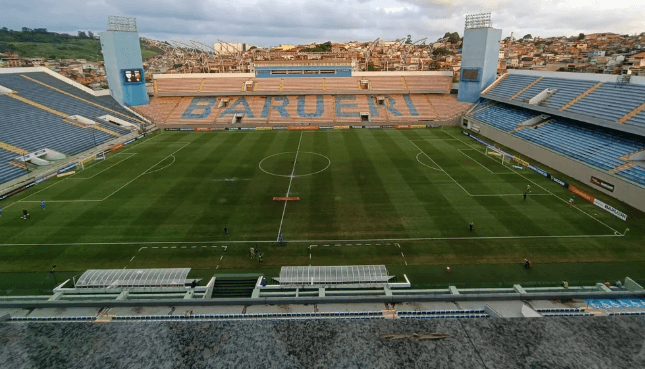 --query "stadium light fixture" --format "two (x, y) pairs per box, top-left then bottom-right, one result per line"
(107, 16), (138, 32)
(465, 13), (492, 29)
